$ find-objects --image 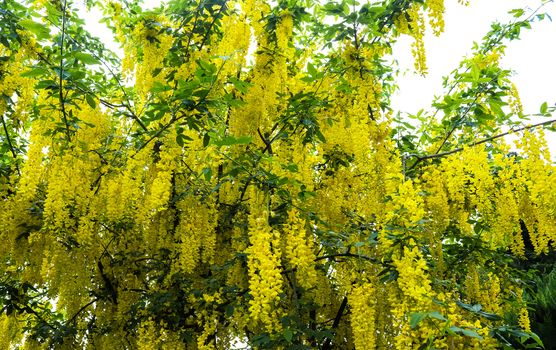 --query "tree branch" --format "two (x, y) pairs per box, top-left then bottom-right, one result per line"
(433, 92), (482, 155)
(1, 113), (20, 175)
(257, 127), (273, 155)
(322, 296), (348, 350)
(58, 0), (72, 141)
(197, 1), (228, 53)
(408, 117), (556, 170)
(315, 252), (381, 264)
(67, 298), (99, 324)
